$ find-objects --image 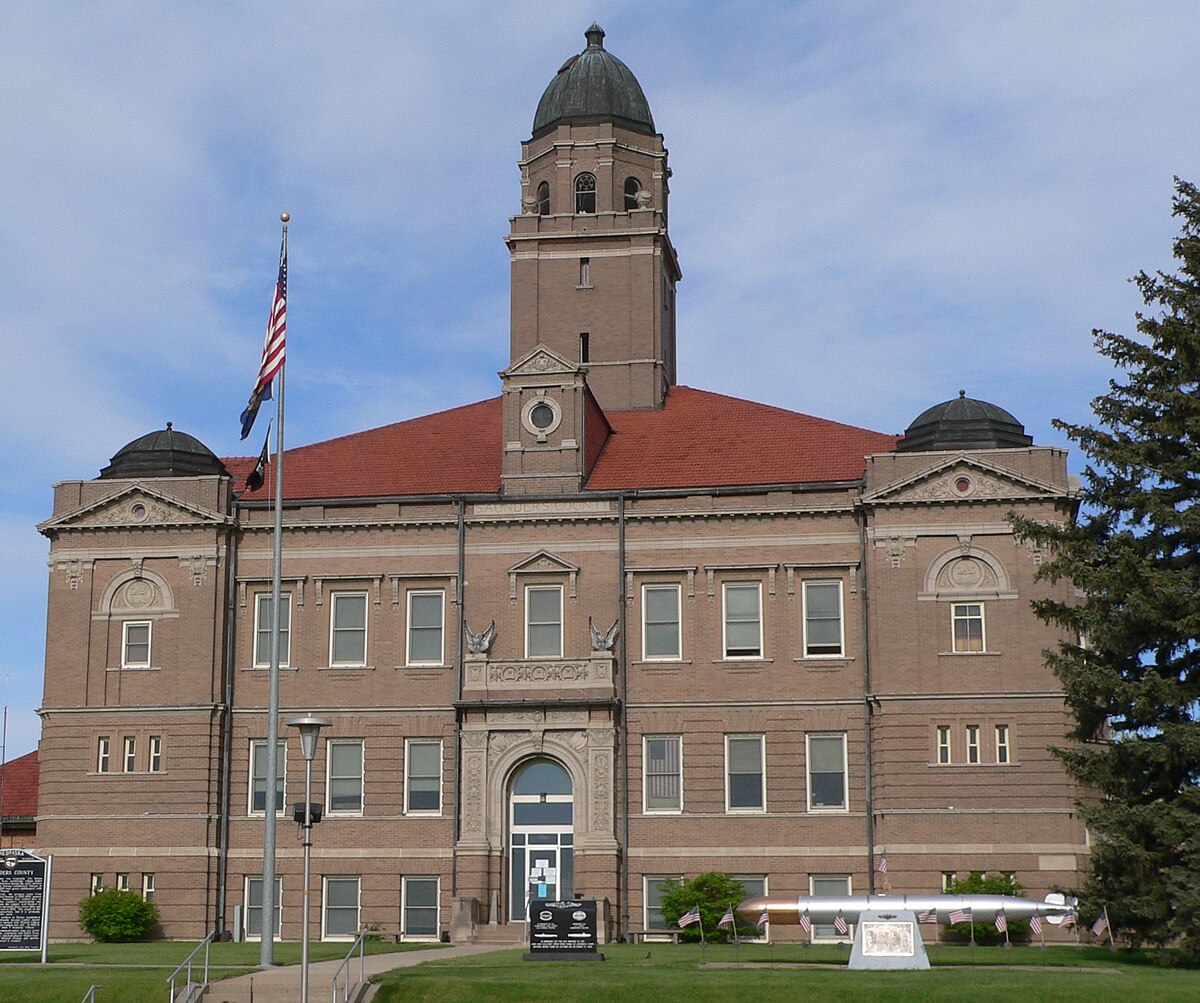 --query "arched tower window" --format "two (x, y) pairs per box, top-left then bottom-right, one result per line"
(537, 180), (550, 216)
(574, 173), (596, 214)
(624, 176), (642, 210)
